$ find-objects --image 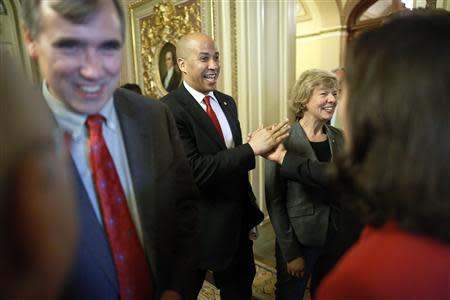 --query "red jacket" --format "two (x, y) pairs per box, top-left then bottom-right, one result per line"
(317, 222), (450, 300)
